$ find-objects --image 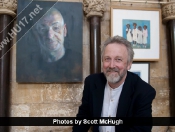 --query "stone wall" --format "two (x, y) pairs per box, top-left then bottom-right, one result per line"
(9, 0), (171, 132)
